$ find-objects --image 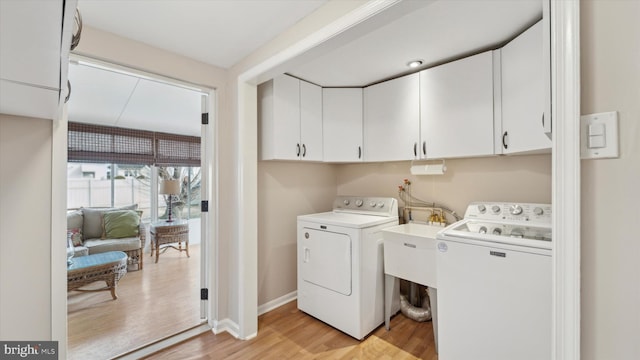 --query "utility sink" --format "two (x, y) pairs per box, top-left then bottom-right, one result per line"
(382, 222), (444, 348)
(382, 223), (444, 287)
